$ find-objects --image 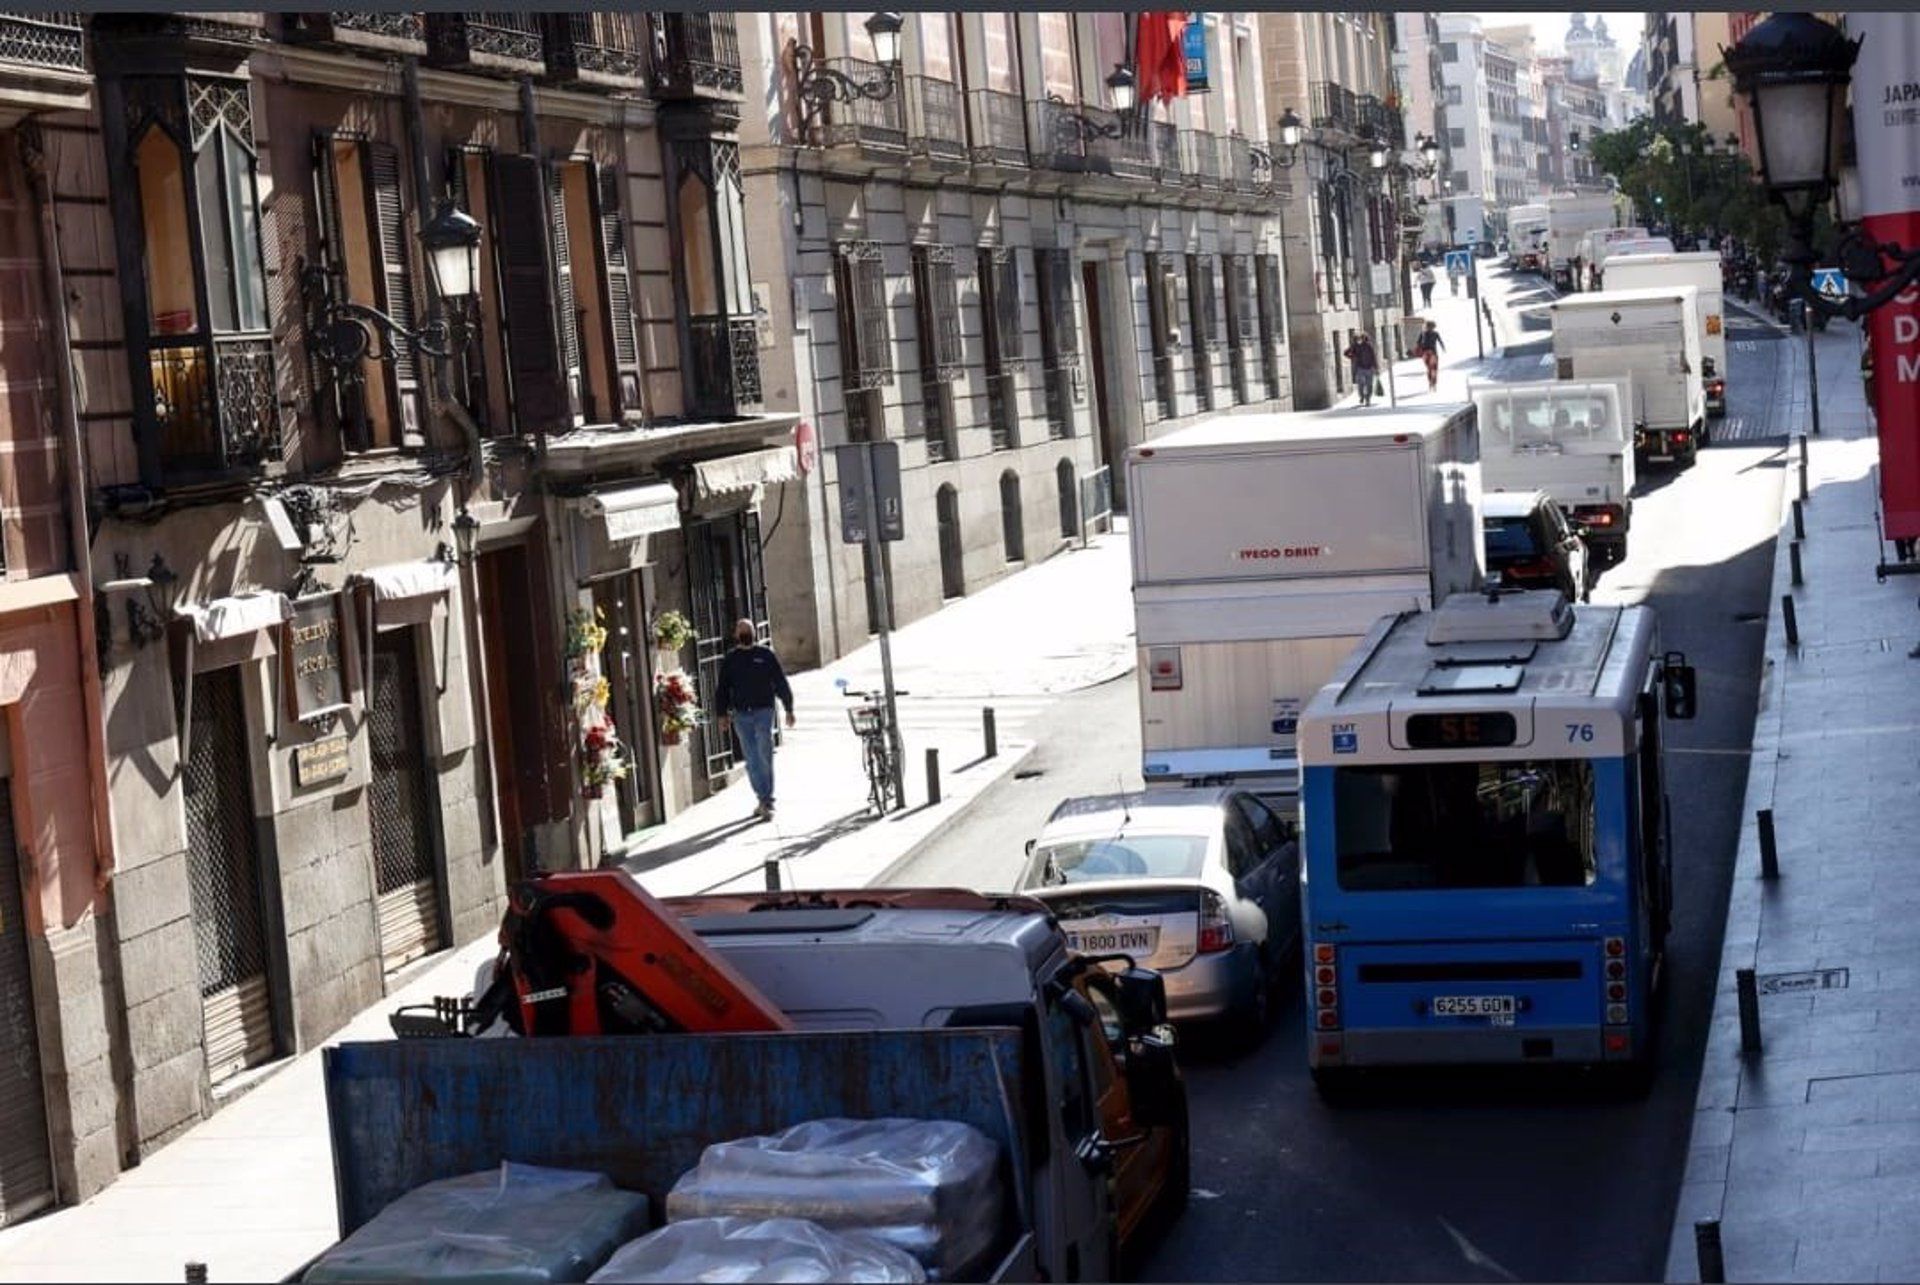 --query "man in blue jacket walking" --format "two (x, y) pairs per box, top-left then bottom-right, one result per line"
(714, 619), (796, 821)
